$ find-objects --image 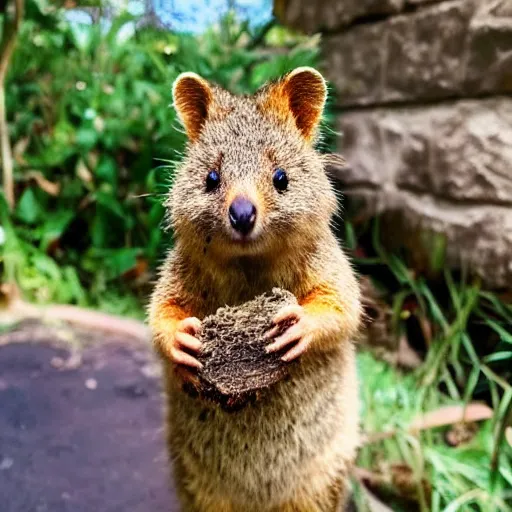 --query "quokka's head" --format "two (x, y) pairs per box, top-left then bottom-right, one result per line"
(168, 67), (337, 258)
